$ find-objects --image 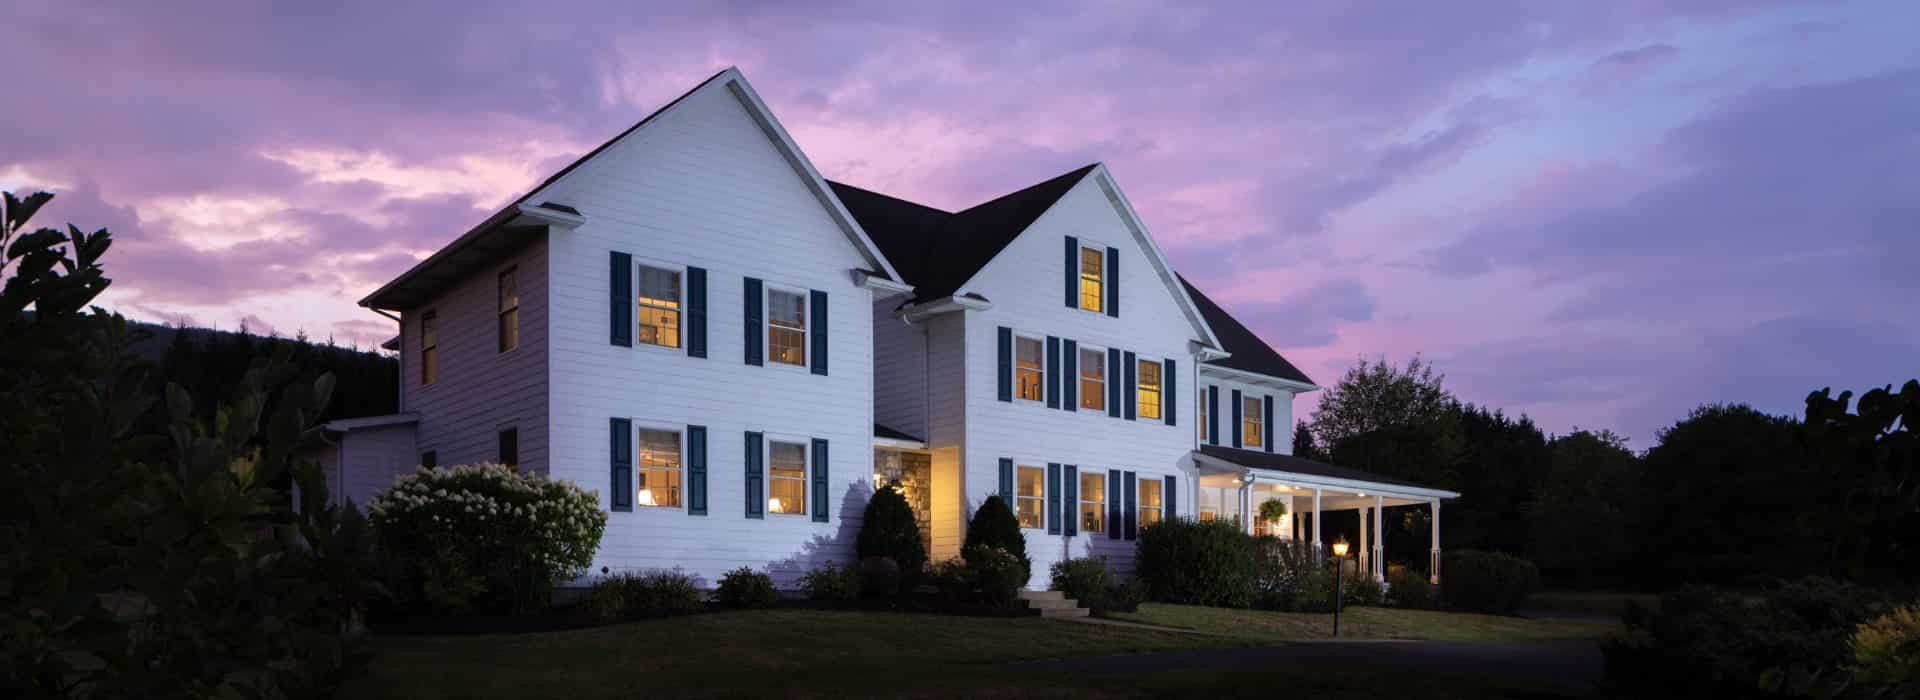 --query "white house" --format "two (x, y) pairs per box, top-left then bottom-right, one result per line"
(316, 67), (1459, 588)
